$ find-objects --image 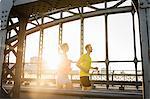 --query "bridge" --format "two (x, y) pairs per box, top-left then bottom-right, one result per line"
(0, 0), (150, 99)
